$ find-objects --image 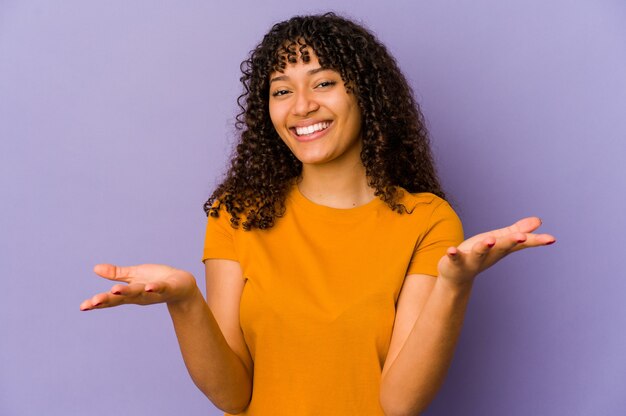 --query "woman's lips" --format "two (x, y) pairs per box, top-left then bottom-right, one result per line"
(290, 121), (333, 142)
